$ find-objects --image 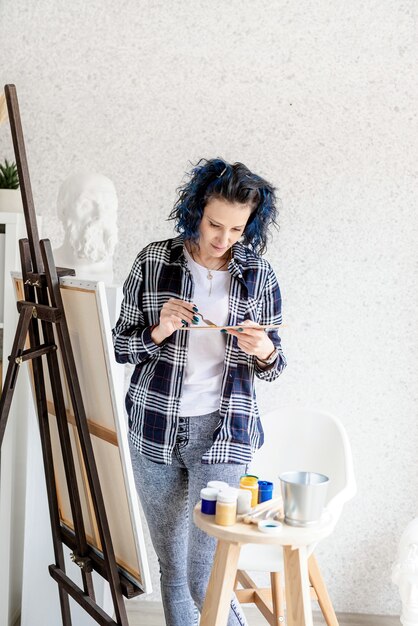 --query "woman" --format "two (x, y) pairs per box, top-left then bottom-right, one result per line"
(112, 158), (286, 626)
